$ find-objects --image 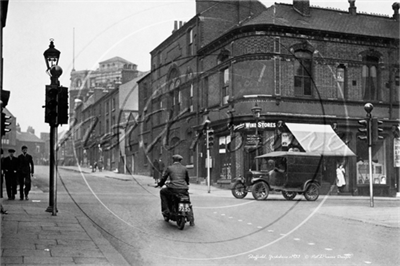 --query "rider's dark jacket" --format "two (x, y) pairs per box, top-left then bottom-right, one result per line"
(158, 162), (189, 189)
